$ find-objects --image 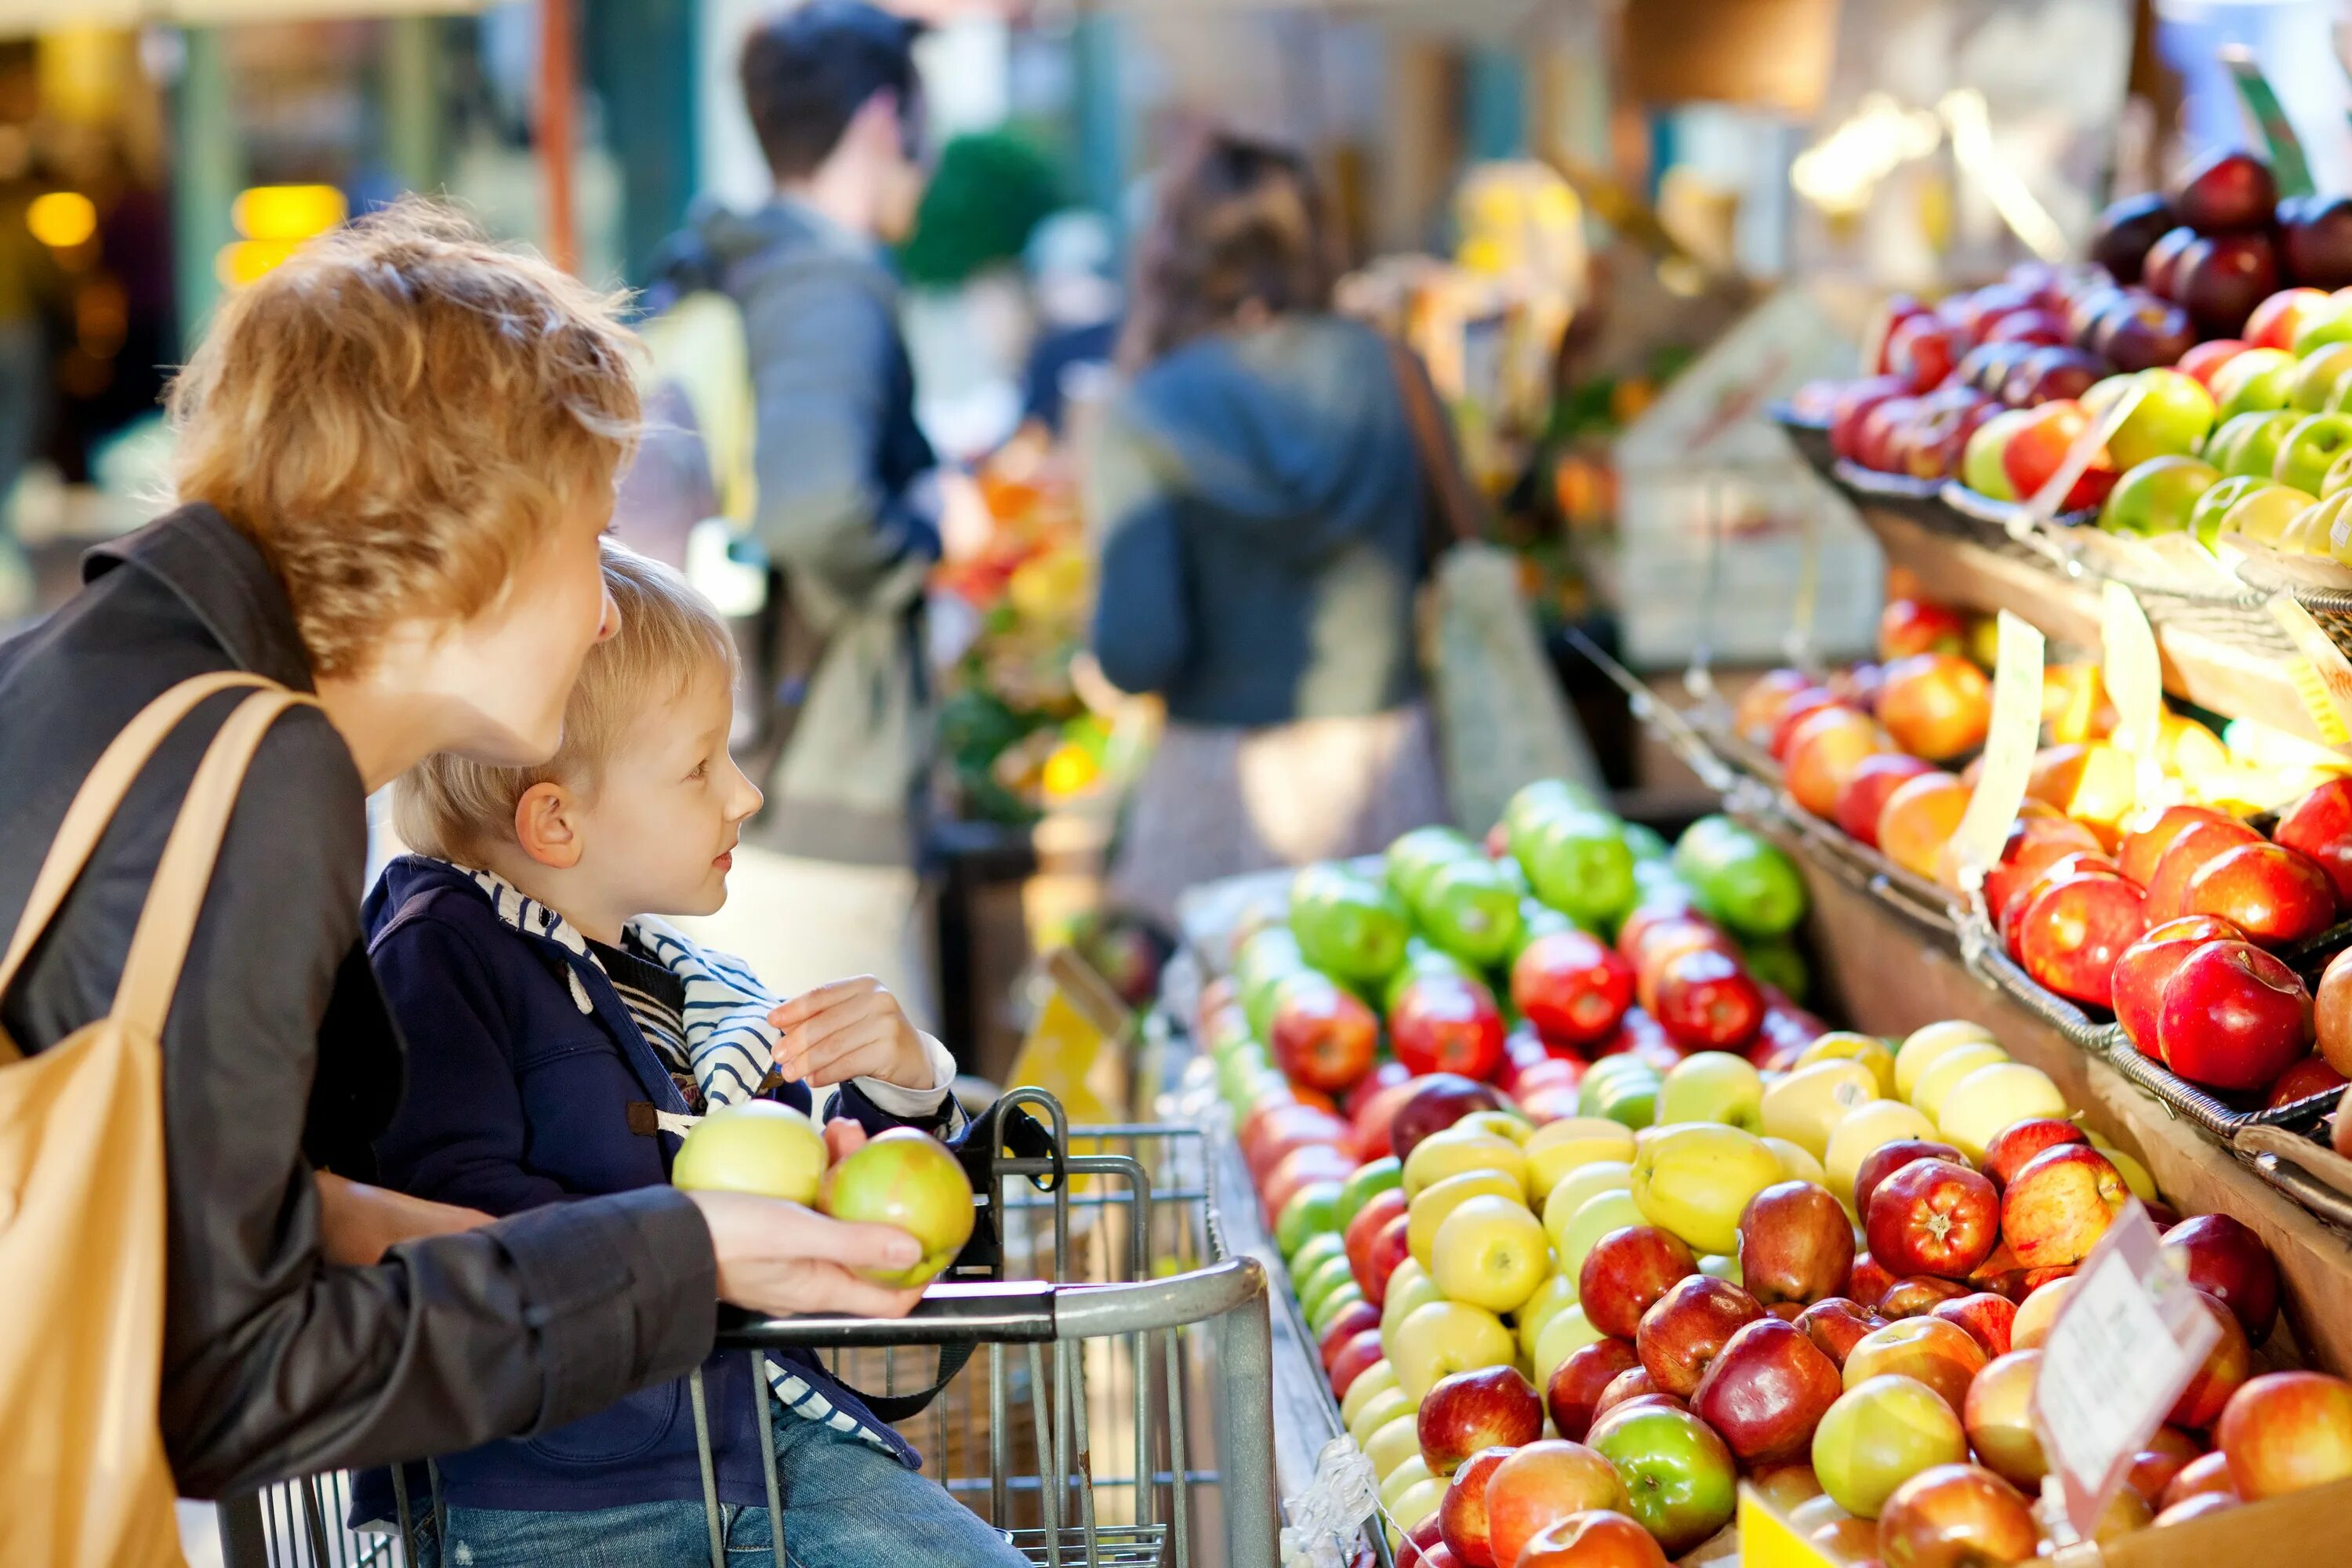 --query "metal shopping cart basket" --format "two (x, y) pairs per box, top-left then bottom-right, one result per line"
(212, 1090), (1282, 1568)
